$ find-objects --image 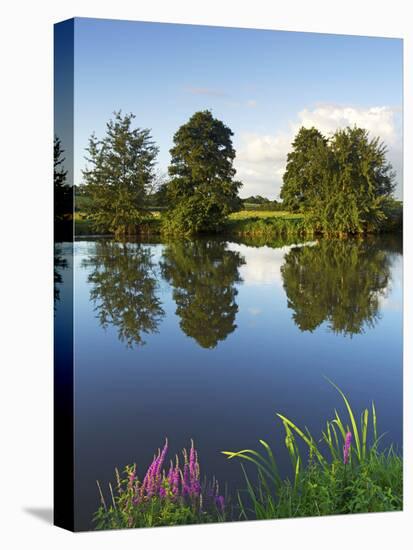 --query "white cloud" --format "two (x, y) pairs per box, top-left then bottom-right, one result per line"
(237, 133), (290, 164)
(235, 104), (402, 200)
(227, 242), (316, 286)
(248, 307), (262, 316)
(228, 244), (285, 286)
(296, 105), (399, 146)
